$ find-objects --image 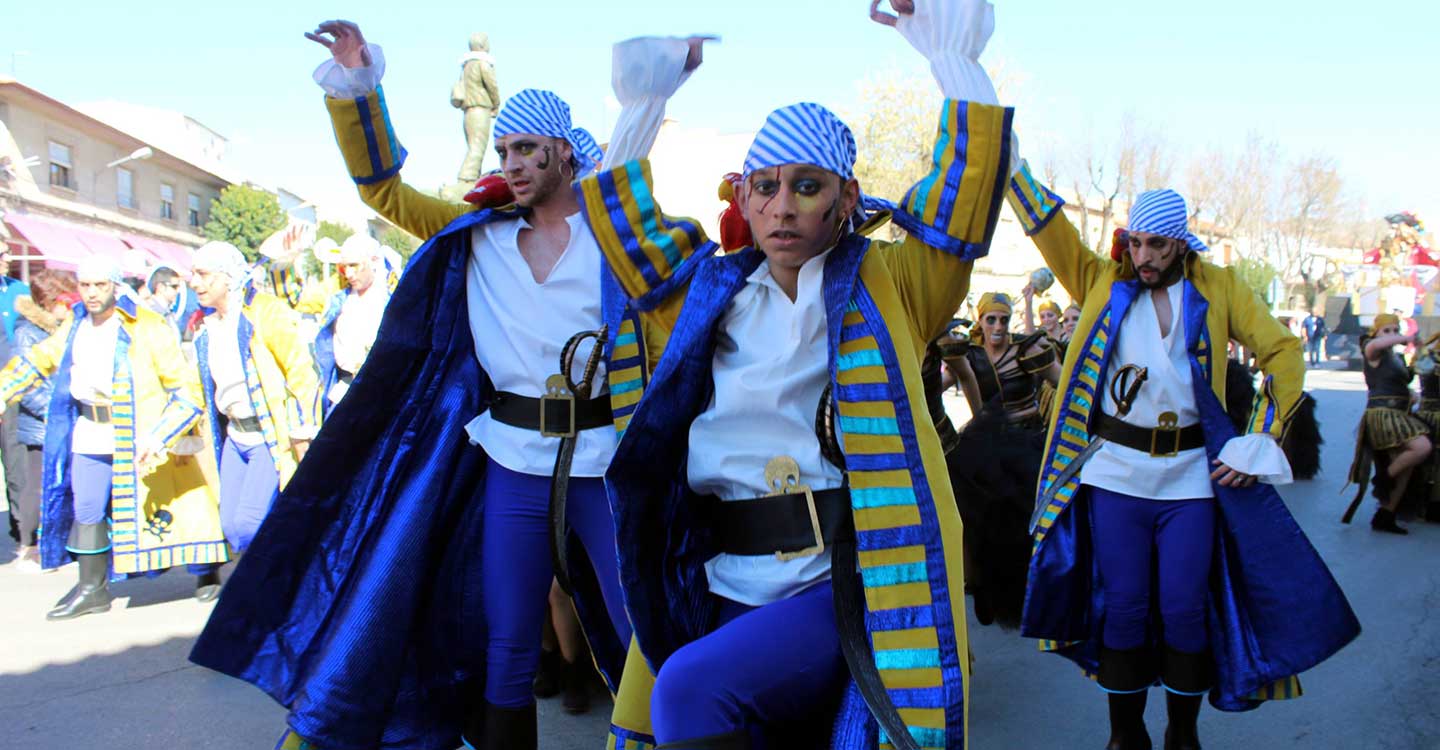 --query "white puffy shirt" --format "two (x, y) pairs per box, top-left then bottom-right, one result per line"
(462, 214), (616, 478)
(689, 250), (844, 607)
